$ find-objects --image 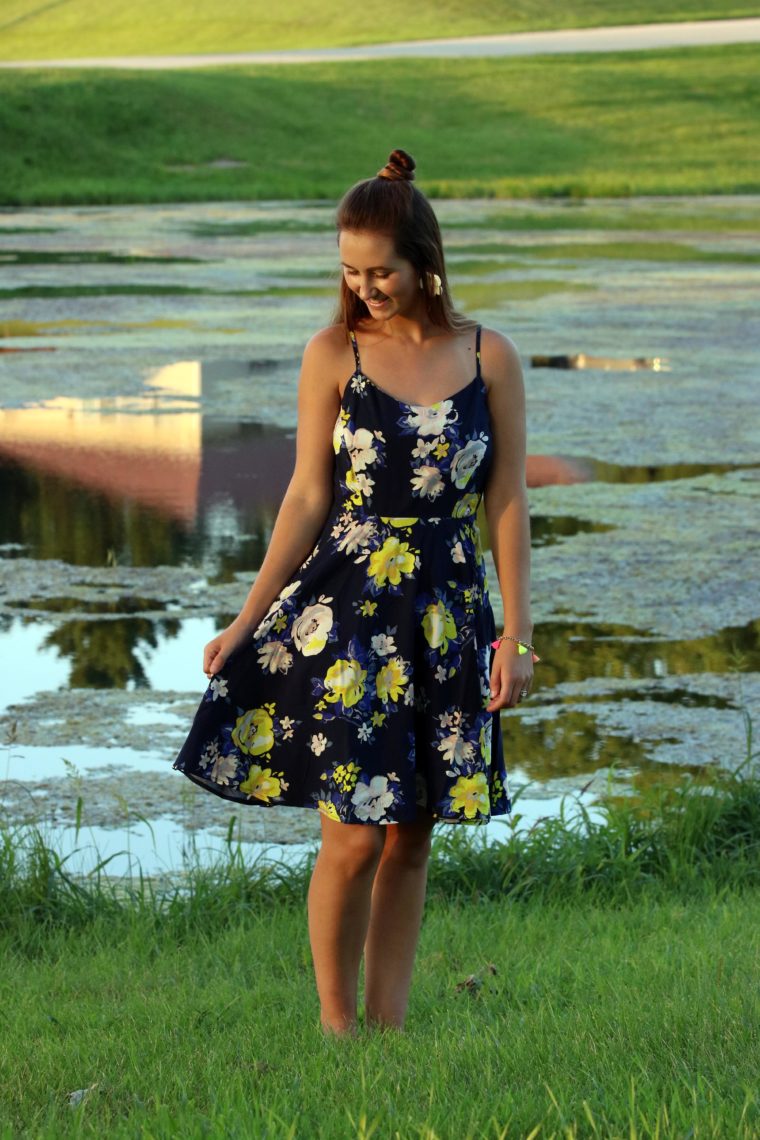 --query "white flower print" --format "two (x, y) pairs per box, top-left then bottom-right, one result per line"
(279, 581), (301, 602)
(450, 438), (488, 489)
(310, 732), (329, 756)
(404, 683), (415, 706)
(411, 464), (445, 500)
(350, 374), (369, 395)
(344, 426), (379, 471)
(435, 664), (447, 684)
(351, 775), (395, 822)
(253, 609), (279, 638)
(357, 722), (373, 742)
(336, 518), (376, 555)
(210, 753), (238, 786)
(209, 676), (229, 700)
(280, 715), (295, 740)
(406, 401), (455, 436)
(451, 541), (466, 564)
(201, 739), (221, 765)
(411, 437), (437, 459)
(332, 414), (344, 455)
(354, 472), (375, 498)
(292, 602), (334, 657)
(438, 725), (476, 765)
(257, 641), (293, 674)
(371, 632), (397, 657)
